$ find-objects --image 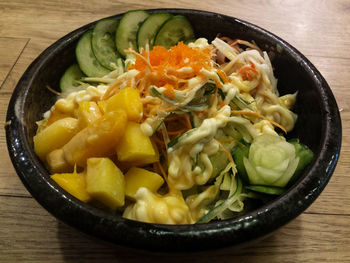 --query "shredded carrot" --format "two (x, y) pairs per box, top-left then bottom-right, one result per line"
(219, 37), (241, 52)
(163, 83), (175, 99)
(125, 49), (153, 70)
(219, 101), (227, 108)
(153, 134), (166, 145)
(215, 139), (234, 164)
(217, 69), (230, 84)
(250, 62), (256, 69)
(183, 113), (192, 130)
(237, 63), (258, 81)
(157, 161), (169, 185)
(159, 106), (179, 112)
(156, 113), (192, 141)
(220, 36), (235, 45)
(196, 108), (209, 115)
(231, 110), (287, 133)
(215, 80), (223, 89)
